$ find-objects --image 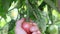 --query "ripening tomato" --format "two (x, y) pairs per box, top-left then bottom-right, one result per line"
(22, 22), (32, 34)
